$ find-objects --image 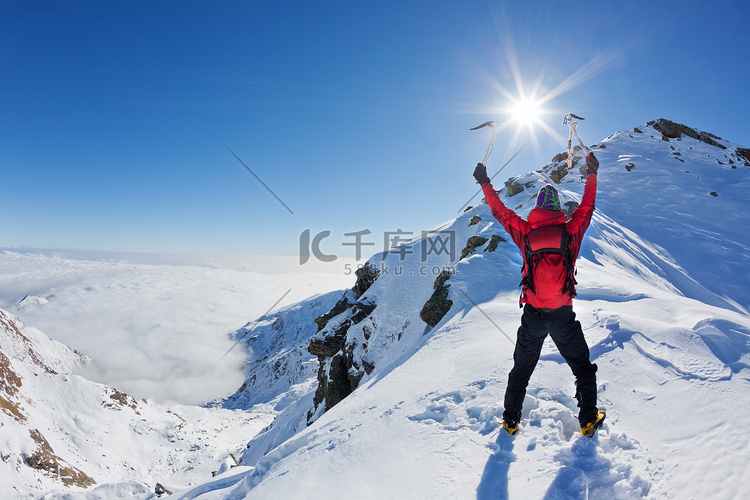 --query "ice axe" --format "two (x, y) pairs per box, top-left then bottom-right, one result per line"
(562, 113), (590, 169)
(471, 121), (502, 168)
